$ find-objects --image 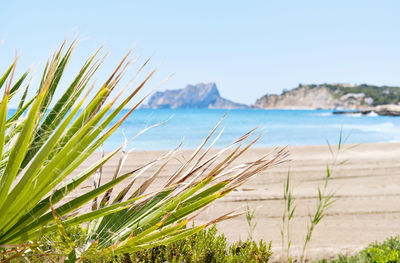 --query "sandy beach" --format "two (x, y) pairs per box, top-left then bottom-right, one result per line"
(72, 142), (400, 261)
